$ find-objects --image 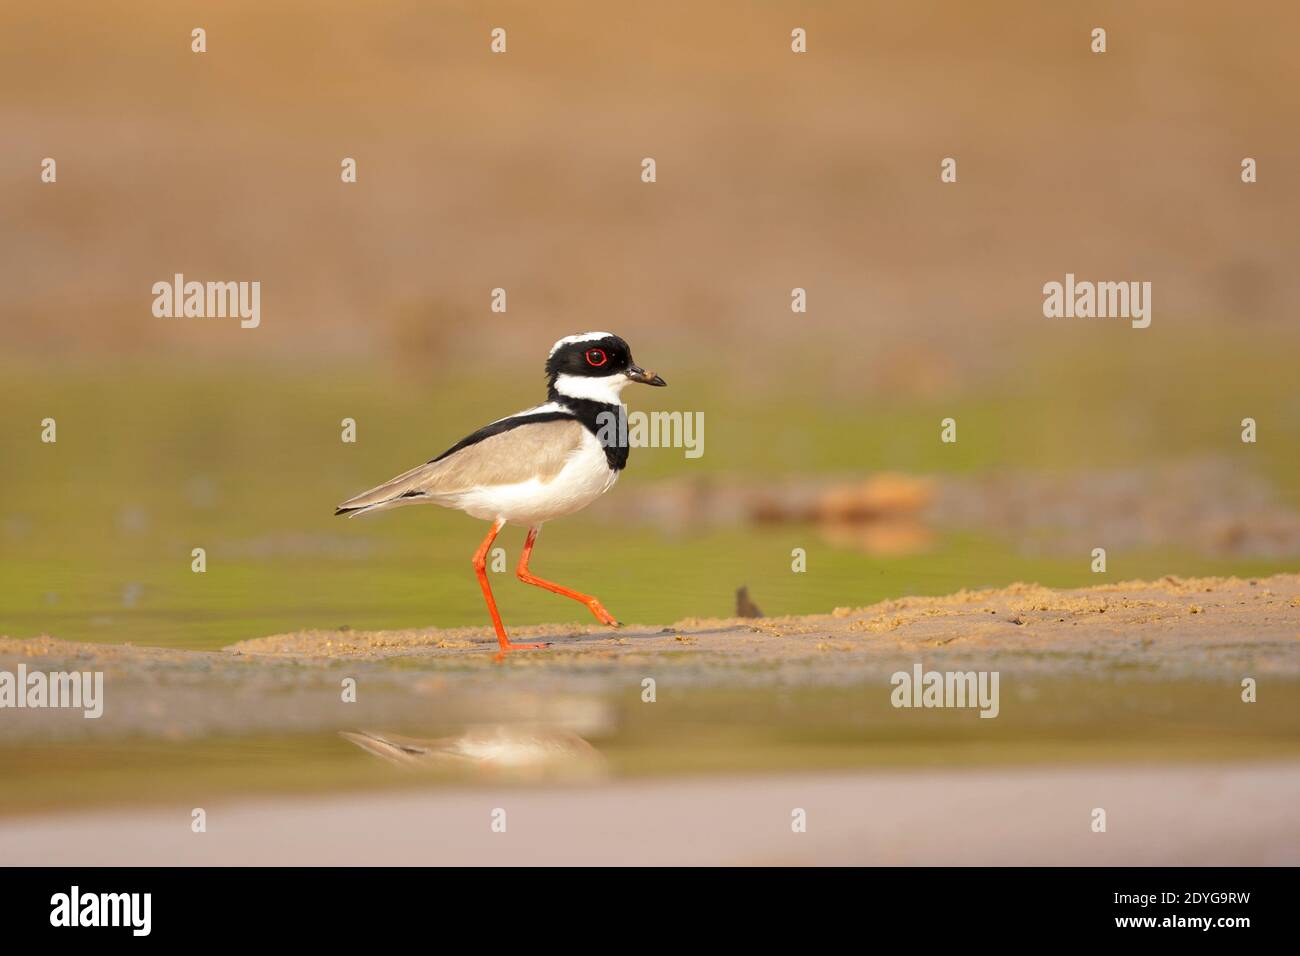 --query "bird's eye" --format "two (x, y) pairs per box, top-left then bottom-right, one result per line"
(585, 348), (608, 367)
